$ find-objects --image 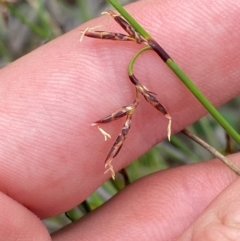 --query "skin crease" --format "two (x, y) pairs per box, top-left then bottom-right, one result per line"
(0, 0), (239, 240)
